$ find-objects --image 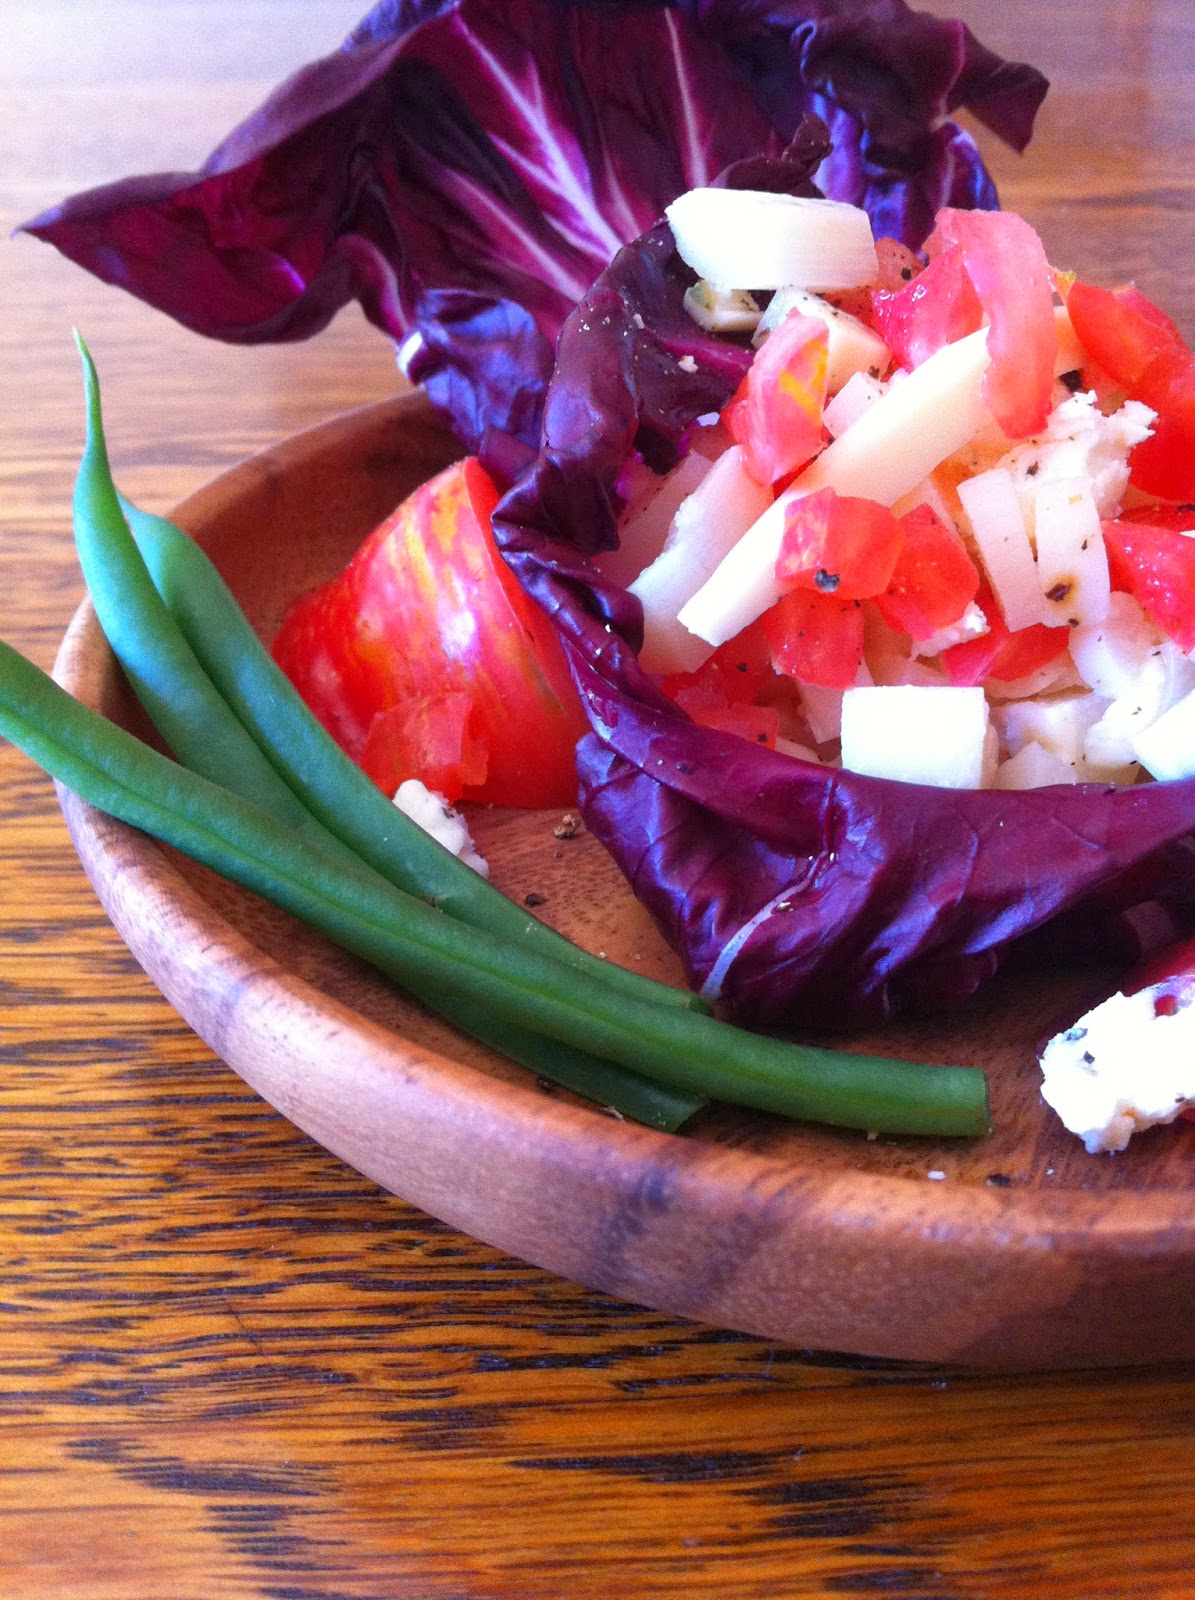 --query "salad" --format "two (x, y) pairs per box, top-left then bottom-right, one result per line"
(23, 0), (1195, 1152)
(593, 191), (1189, 798)
(492, 134), (1195, 1043)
